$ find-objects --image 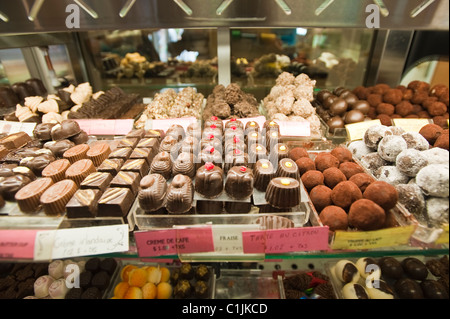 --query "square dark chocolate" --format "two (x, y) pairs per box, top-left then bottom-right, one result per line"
(110, 171), (141, 195)
(116, 138), (139, 149)
(121, 158), (149, 177)
(129, 147), (156, 165)
(81, 172), (113, 192)
(97, 158), (124, 176)
(108, 147), (132, 160)
(66, 189), (102, 218)
(98, 187), (134, 217)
